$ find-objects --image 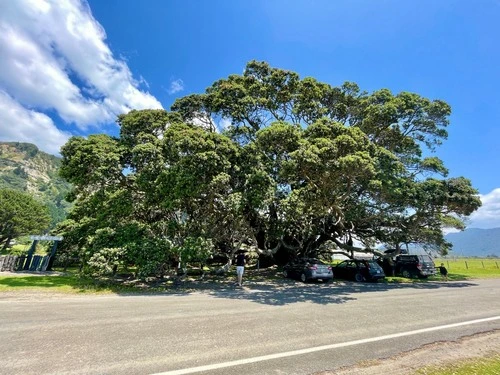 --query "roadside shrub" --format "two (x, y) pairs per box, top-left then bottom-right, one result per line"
(86, 247), (125, 277)
(127, 239), (174, 279)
